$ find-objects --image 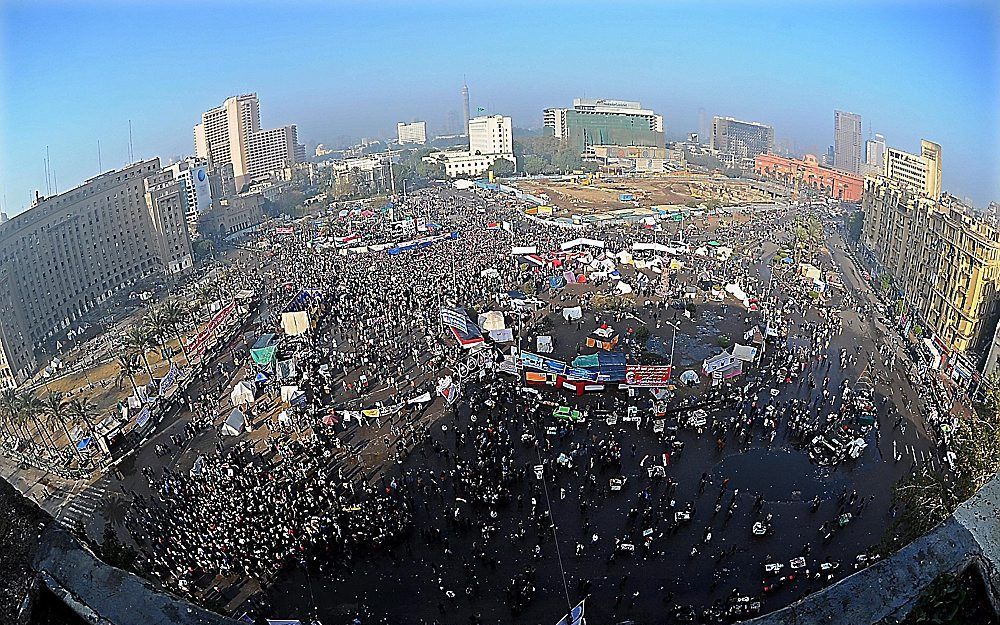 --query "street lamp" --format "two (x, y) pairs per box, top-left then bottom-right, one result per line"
(663, 320), (680, 378)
